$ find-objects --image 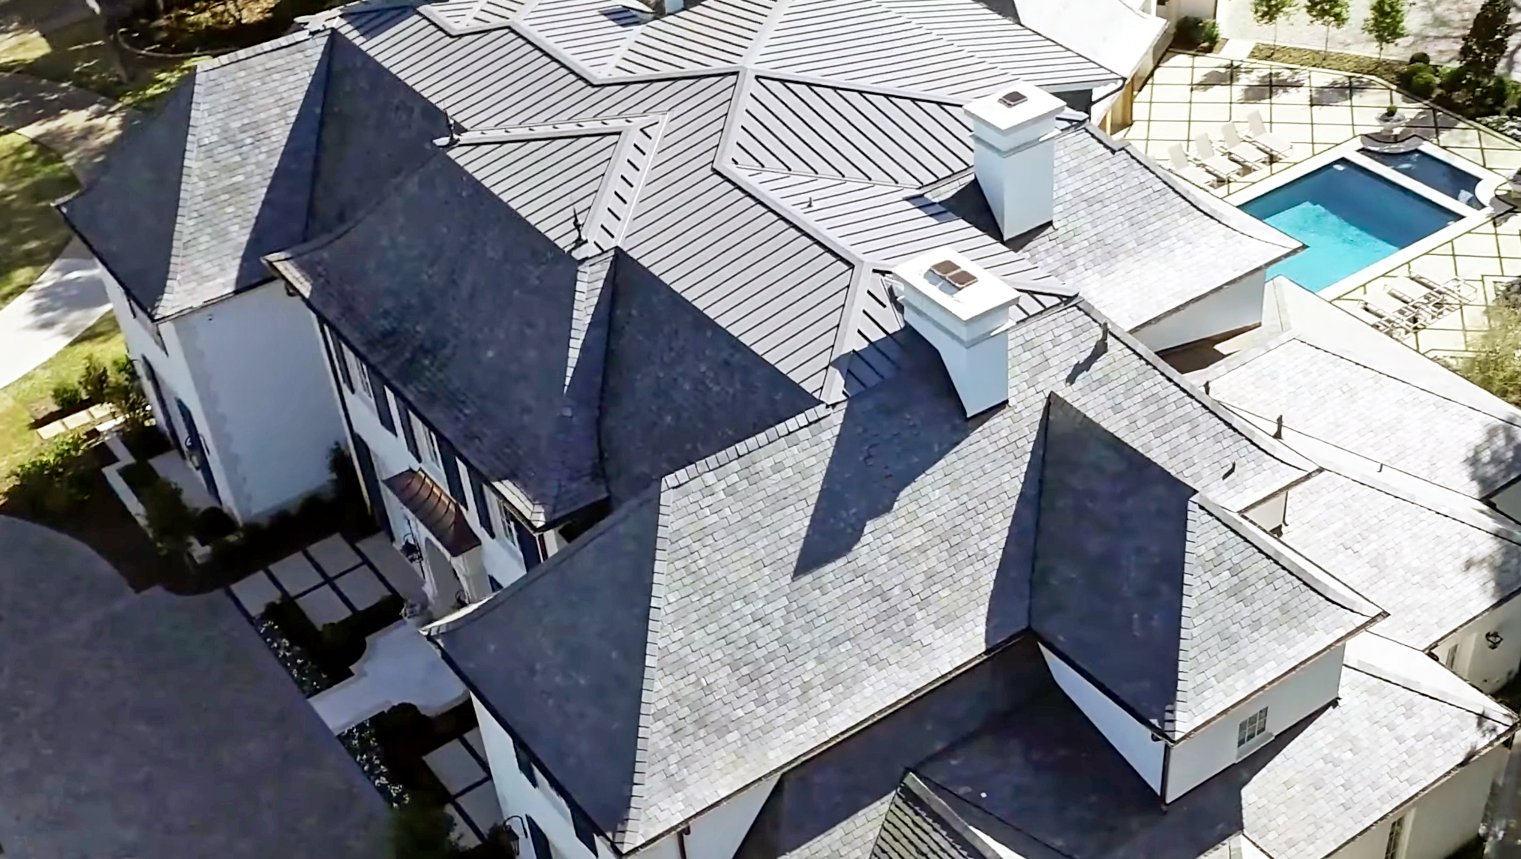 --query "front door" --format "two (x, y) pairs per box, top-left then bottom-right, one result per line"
(351, 437), (392, 540)
(175, 399), (222, 506)
(141, 360), (181, 453)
